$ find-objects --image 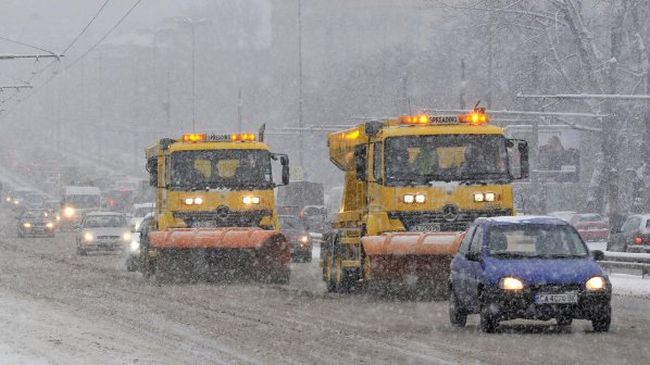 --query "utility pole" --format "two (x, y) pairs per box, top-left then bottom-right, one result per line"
(459, 59), (466, 109)
(297, 0), (305, 173)
(237, 88), (243, 133)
